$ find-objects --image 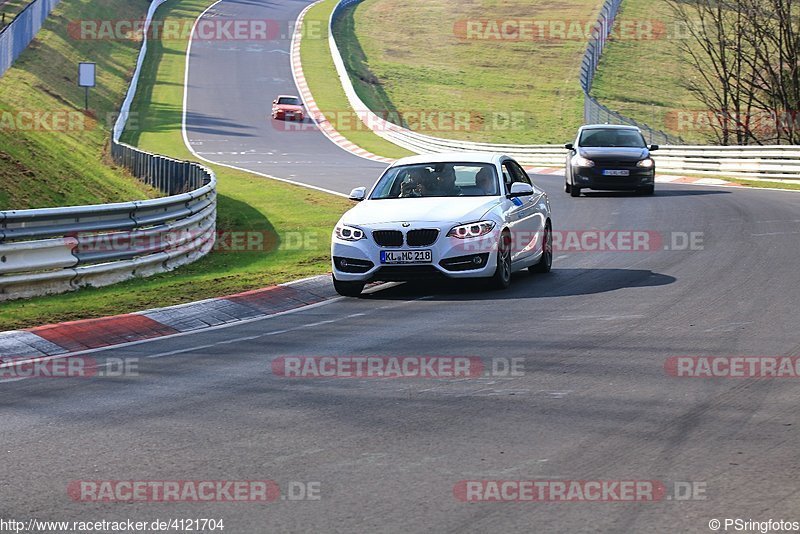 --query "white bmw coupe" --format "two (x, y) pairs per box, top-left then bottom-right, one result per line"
(331, 152), (552, 296)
